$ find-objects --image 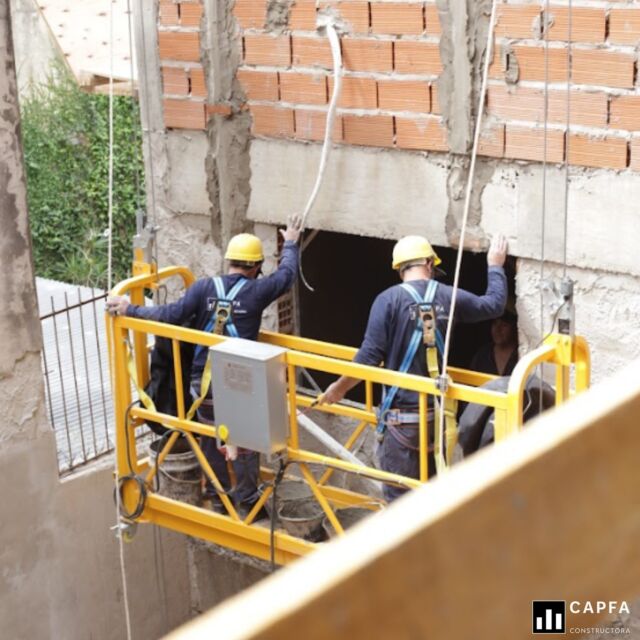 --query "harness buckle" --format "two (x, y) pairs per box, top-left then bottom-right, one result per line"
(213, 300), (232, 335)
(417, 303), (437, 347)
